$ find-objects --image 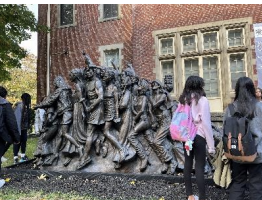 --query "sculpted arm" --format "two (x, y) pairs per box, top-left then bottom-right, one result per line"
(35, 90), (60, 109)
